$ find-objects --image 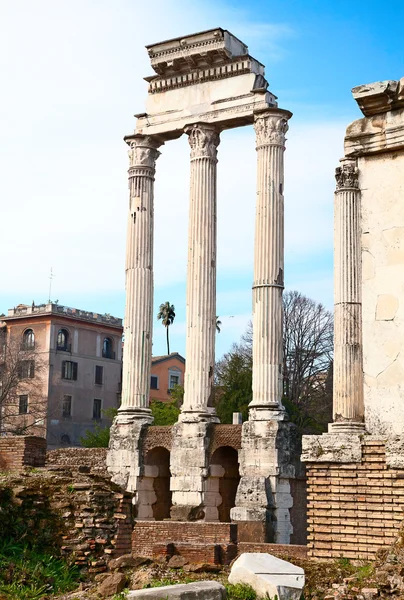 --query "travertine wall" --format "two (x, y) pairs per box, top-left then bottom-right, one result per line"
(359, 151), (404, 434)
(306, 438), (404, 561)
